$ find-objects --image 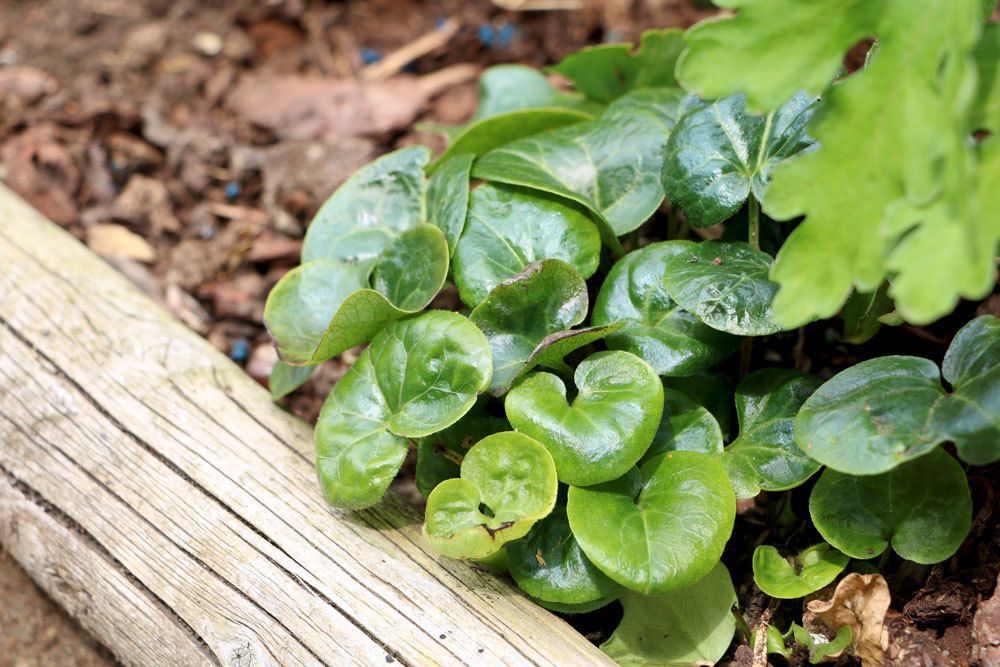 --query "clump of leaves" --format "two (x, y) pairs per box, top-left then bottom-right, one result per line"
(263, 8), (1000, 666)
